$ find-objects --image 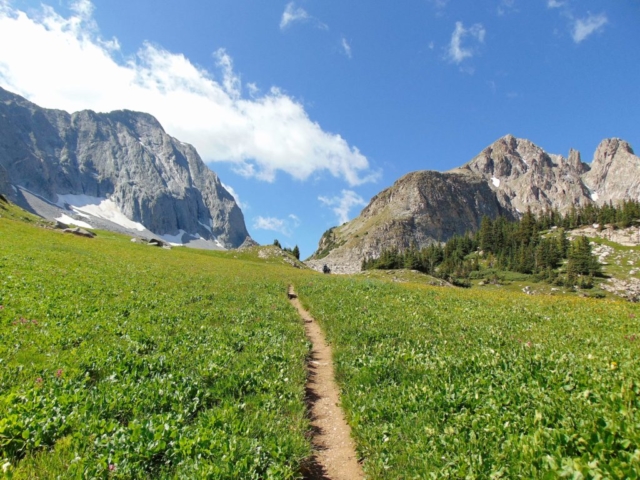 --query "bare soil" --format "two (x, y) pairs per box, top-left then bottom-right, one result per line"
(288, 286), (365, 480)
